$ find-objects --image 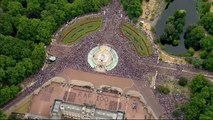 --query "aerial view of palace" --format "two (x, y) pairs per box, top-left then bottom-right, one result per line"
(0, 0), (213, 120)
